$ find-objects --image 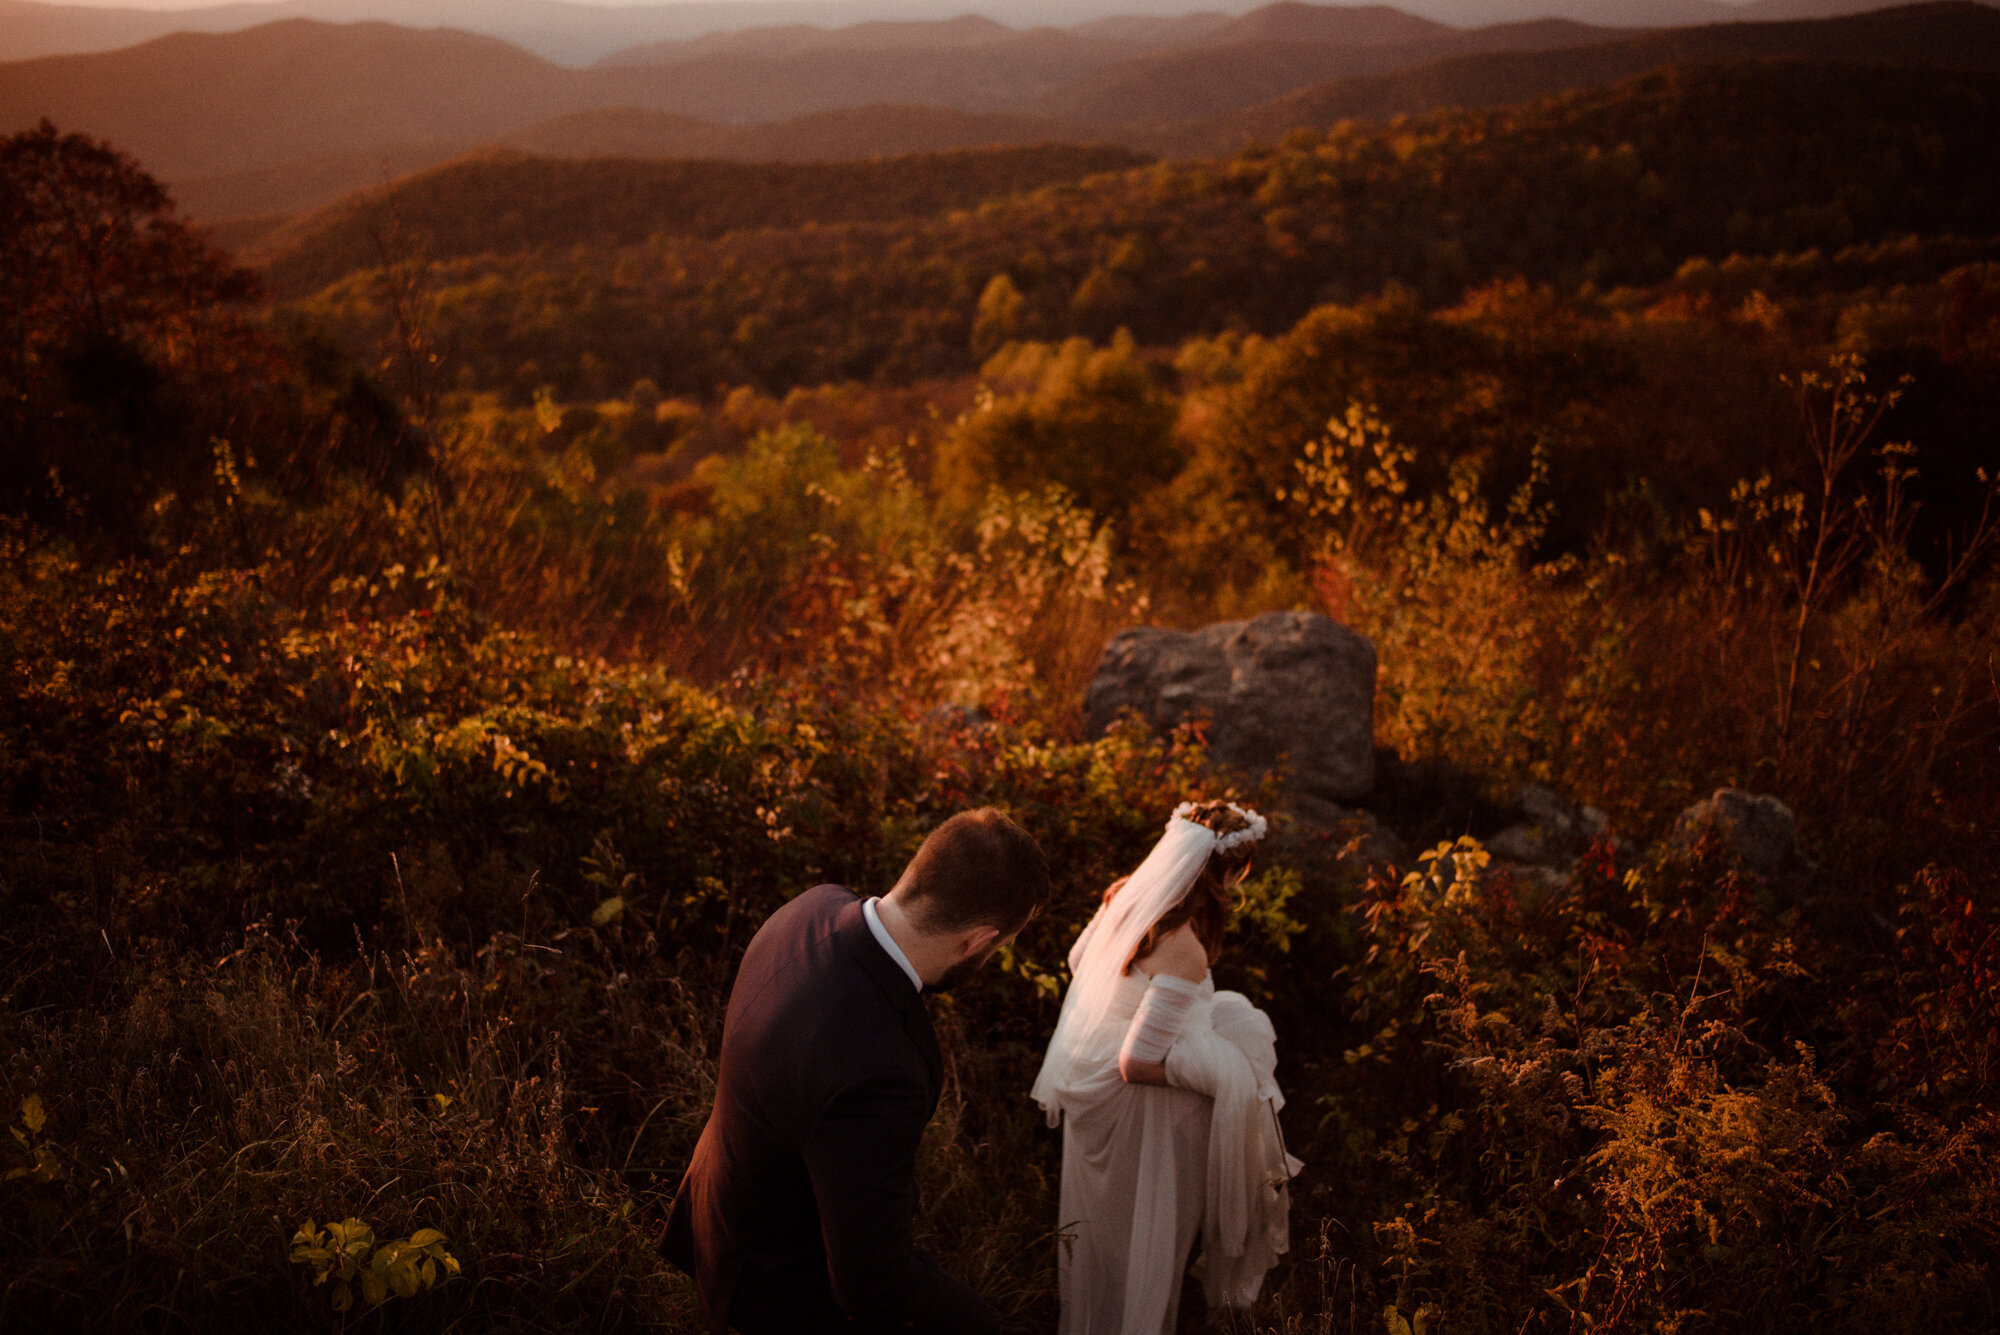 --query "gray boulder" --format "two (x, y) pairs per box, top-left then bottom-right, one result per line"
(1487, 784), (1611, 867)
(1084, 611), (1376, 800)
(1671, 788), (1800, 873)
